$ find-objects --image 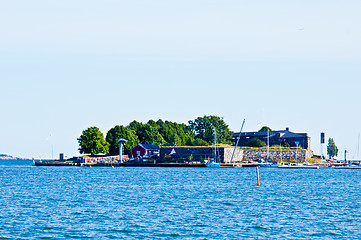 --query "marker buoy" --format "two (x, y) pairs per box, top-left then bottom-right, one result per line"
(256, 167), (260, 186)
